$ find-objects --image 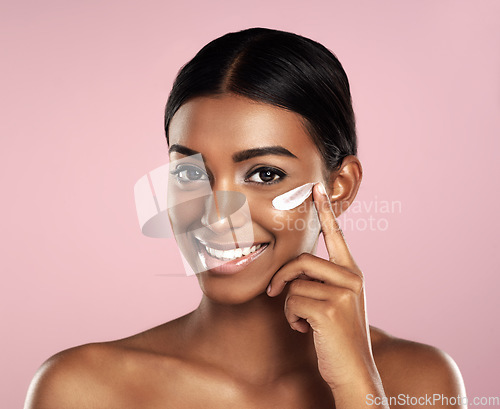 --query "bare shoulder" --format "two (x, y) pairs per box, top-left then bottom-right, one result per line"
(370, 326), (467, 404)
(25, 315), (194, 409)
(24, 342), (123, 409)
